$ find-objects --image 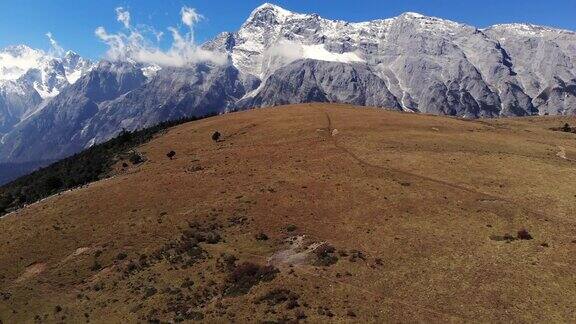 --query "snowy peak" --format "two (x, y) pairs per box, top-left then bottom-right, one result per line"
(394, 11), (471, 35)
(62, 50), (93, 84)
(226, 4), (576, 116)
(401, 12), (425, 18)
(0, 45), (46, 81)
(486, 23), (576, 37)
(0, 45), (93, 99)
(2, 45), (39, 58)
(232, 3), (379, 77)
(230, 5), (485, 78)
(245, 3), (296, 26)
(0, 44), (94, 138)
